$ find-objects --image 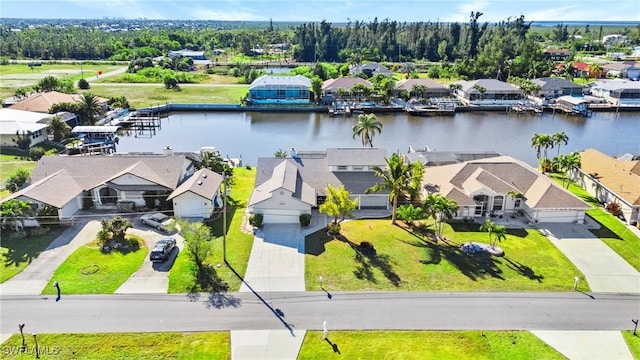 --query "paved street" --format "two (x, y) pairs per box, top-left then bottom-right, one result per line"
(1, 292), (638, 335)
